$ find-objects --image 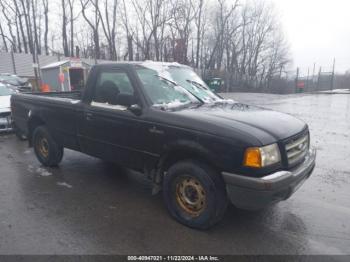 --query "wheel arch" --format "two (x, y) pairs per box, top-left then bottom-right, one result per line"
(154, 140), (220, 185)
(27, 115), (46, 147)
